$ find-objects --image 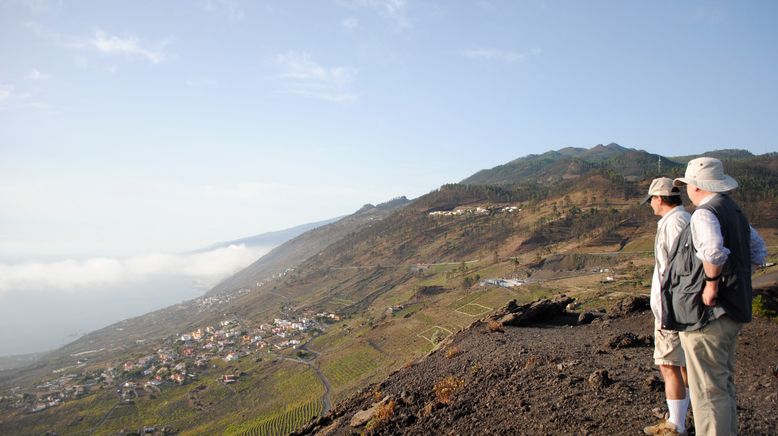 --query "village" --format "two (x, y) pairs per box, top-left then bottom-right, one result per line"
(0, 306), (339, 415)
(428, 205), (521, 217)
